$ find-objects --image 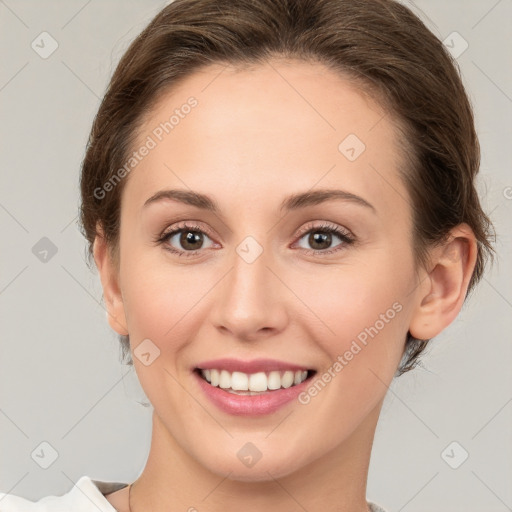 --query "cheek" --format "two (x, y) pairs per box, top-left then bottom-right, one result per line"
(290, 260), (411, 439)
(297, 255), (412, 366)
(119, 254), (213, 346)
